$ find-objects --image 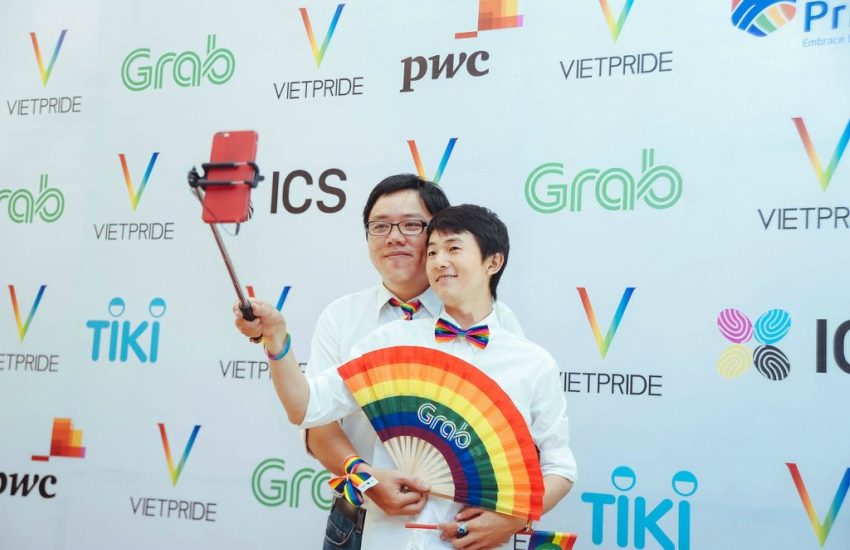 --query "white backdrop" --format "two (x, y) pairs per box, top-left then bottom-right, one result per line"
(1, 1), (849, 548)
